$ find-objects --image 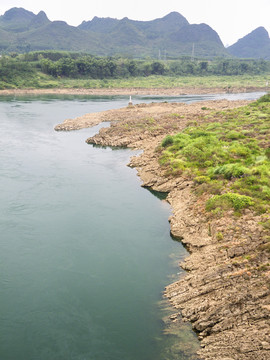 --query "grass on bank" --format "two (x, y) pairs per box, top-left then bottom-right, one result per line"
(53, 74), (270, 90)
(1, 73), (270, 90)
(159, 93), (270, 215)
